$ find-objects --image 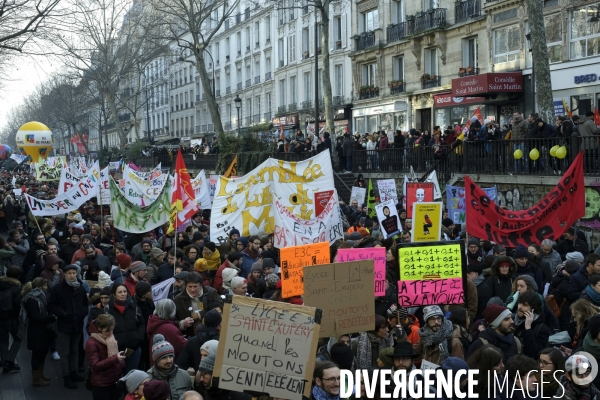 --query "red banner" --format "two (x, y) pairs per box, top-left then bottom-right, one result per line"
(465, 152), (585, 247)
